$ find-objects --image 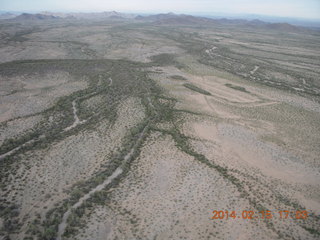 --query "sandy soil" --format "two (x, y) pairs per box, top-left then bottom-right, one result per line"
(0, 72), (87, 122)
(0, 115), (42, 145)
(1, 18), (319, 240)
(146, 64), (320, 239)
(2, 97), (145, 238)
(75, 132), (273, 240)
